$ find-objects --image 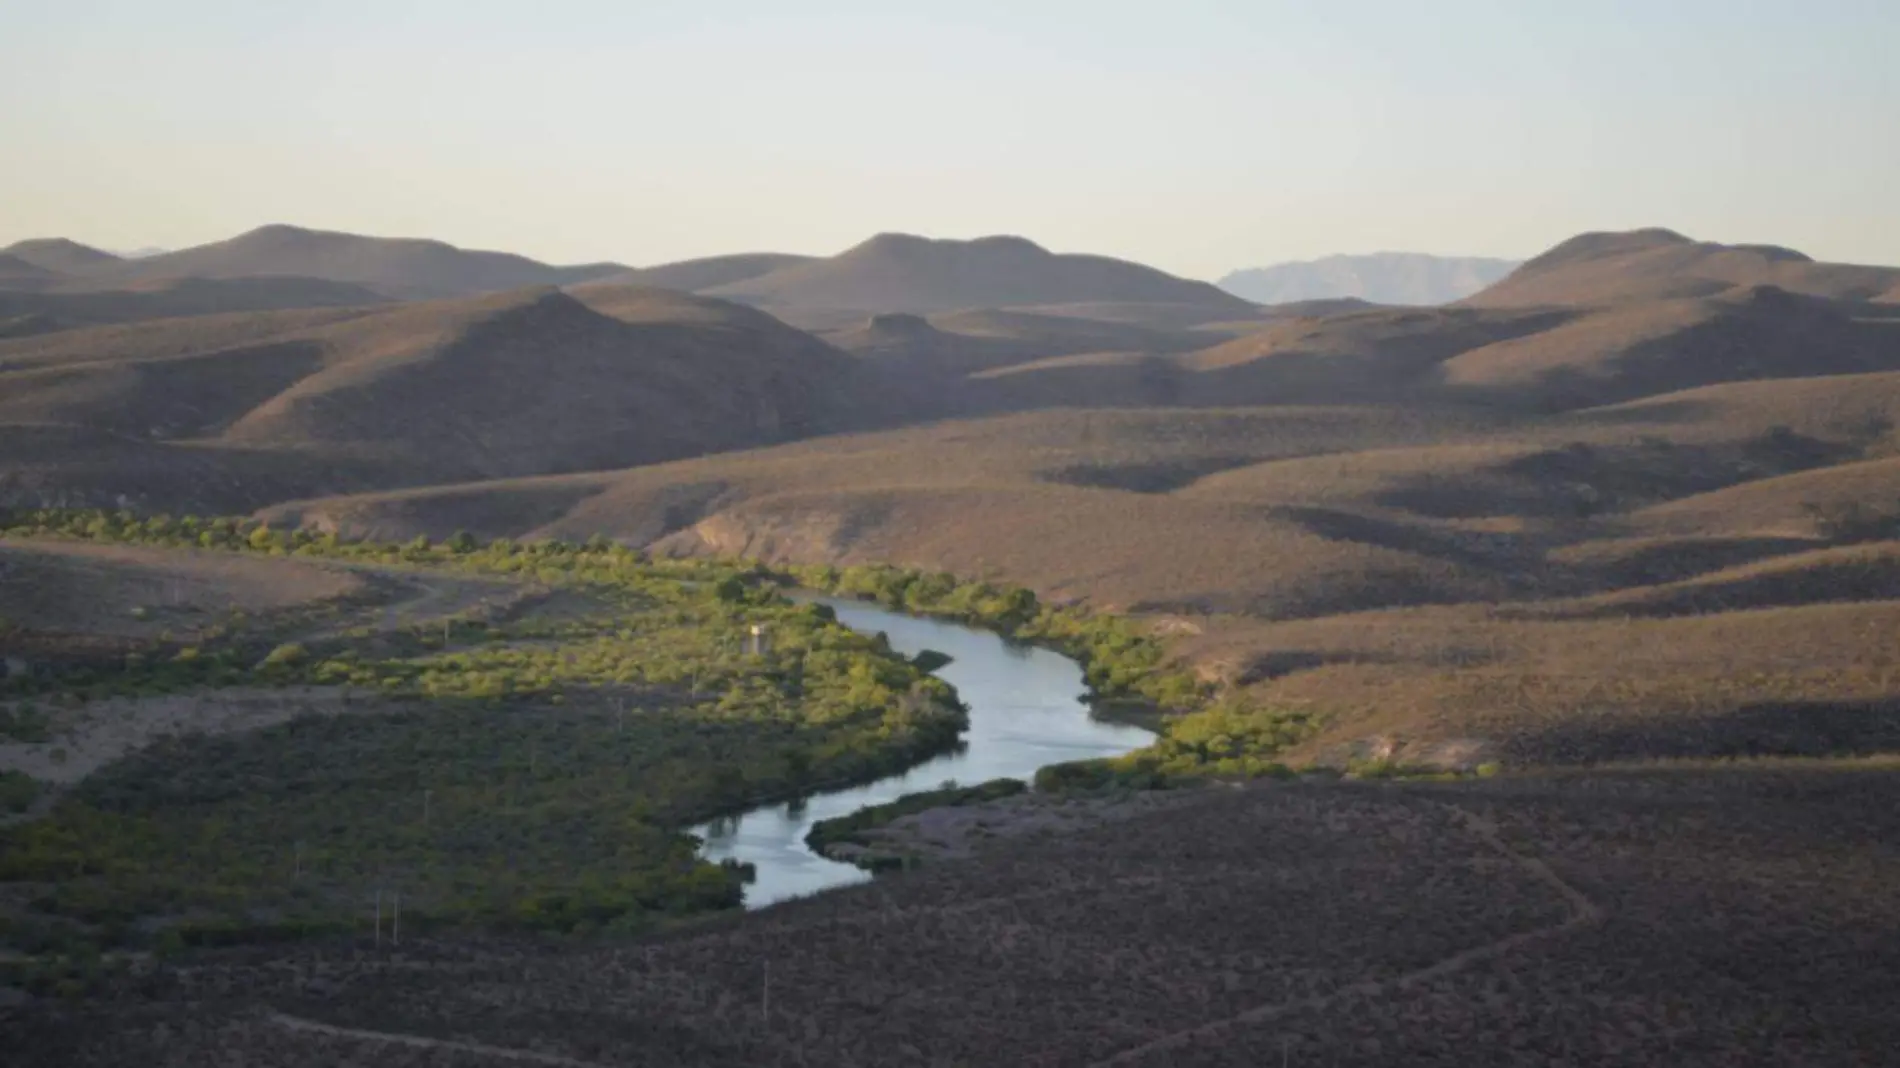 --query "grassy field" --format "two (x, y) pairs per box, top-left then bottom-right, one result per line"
(10, 764), (1897, 1066)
